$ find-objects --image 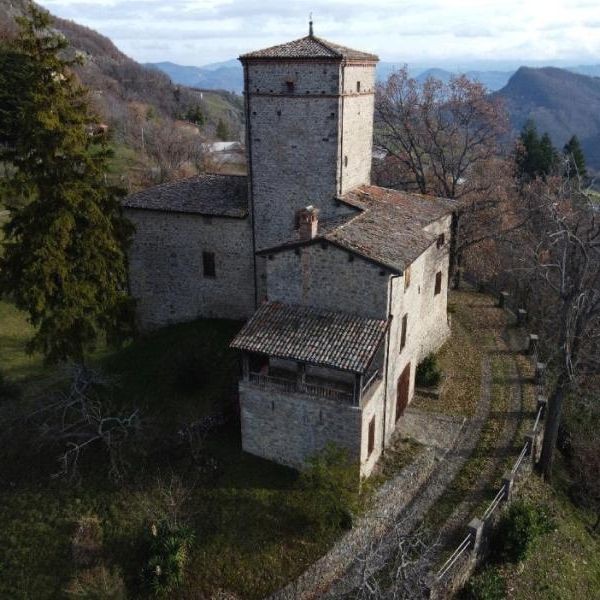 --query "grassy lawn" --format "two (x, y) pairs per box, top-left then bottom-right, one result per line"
(490, 460), (600, 599)
(0, 303), (365, 599)
(411, 291), (498, 418)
